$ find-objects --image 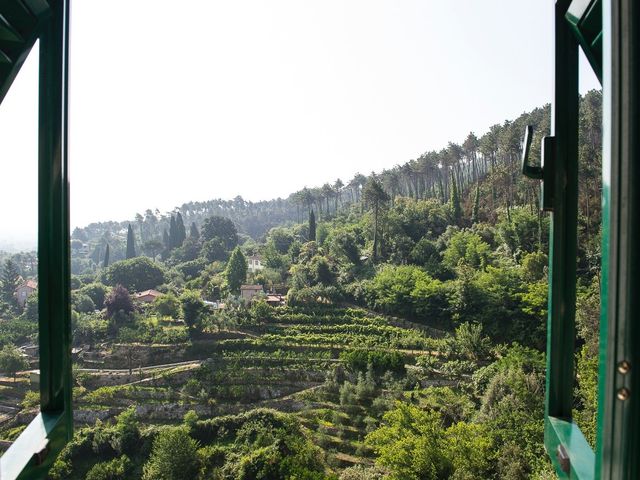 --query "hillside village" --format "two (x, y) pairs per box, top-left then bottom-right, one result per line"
(0, 92), (603, 479)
